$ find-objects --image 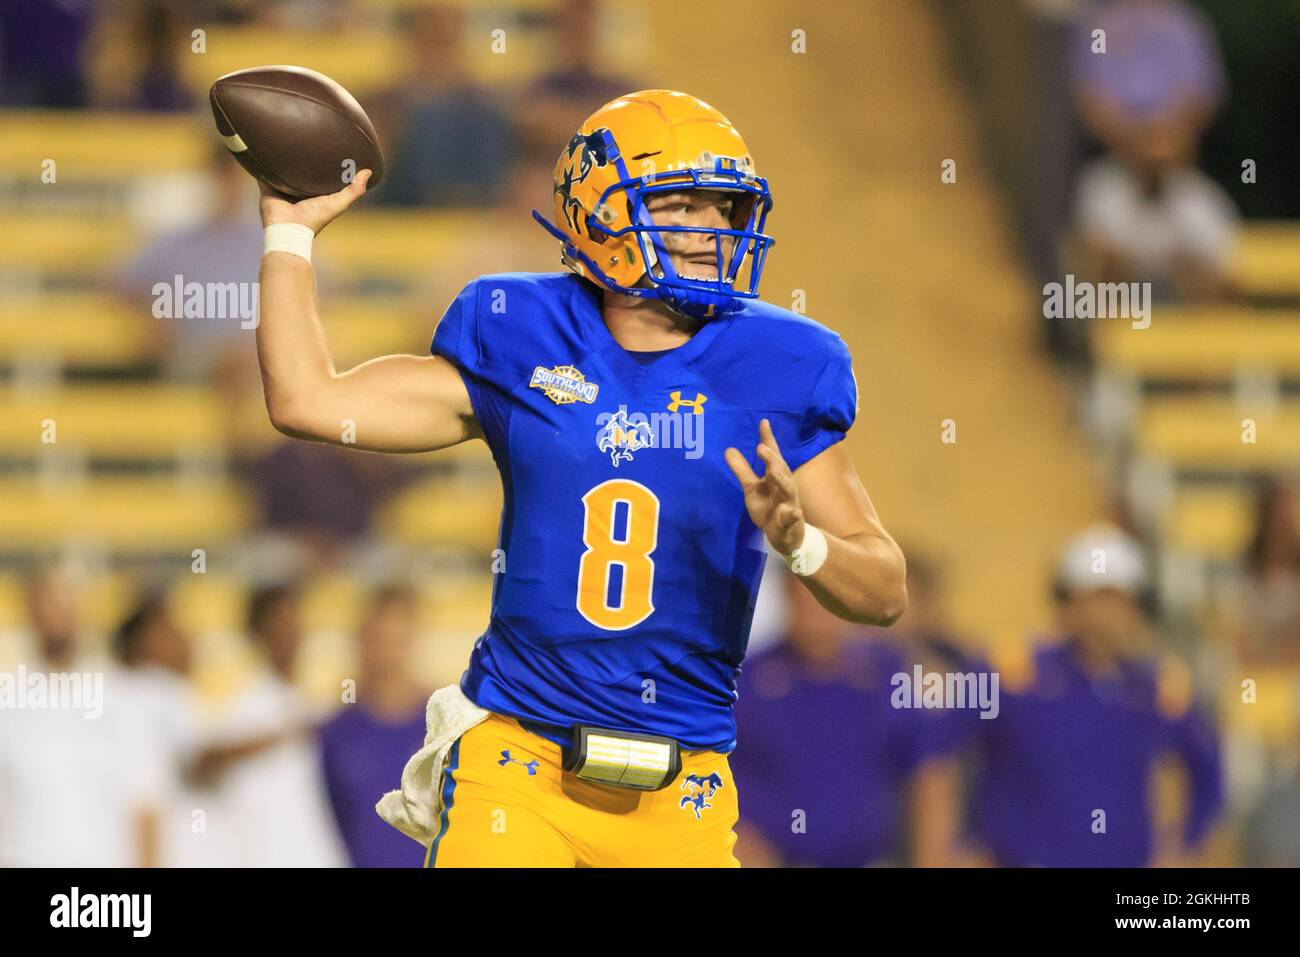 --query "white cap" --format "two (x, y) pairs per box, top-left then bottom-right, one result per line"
(1057, 523), (1150, 595)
